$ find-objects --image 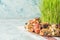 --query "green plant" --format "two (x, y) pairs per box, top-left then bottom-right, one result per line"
(39, 0), (60, 24)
